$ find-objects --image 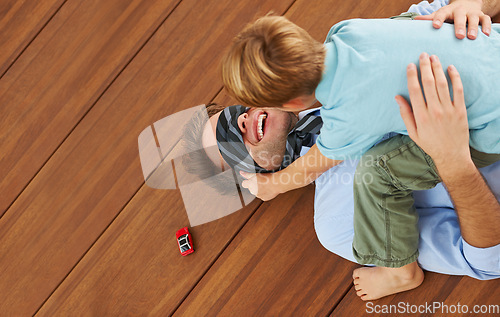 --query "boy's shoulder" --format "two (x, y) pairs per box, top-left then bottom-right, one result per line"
(325, 18), (415, 43)
(325, 19), (361, 41)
